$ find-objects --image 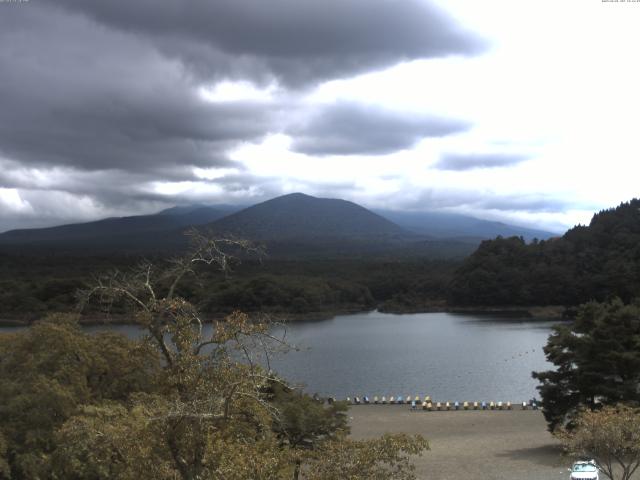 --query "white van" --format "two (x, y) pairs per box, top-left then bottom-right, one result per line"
(569, 460), (599, 480)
